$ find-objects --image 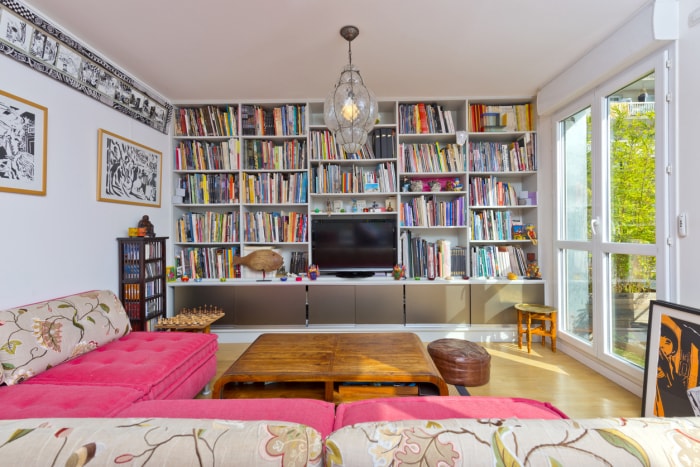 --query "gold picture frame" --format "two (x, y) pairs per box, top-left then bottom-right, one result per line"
(0, 88), (48, 196)
(97, 128), (162, 207)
